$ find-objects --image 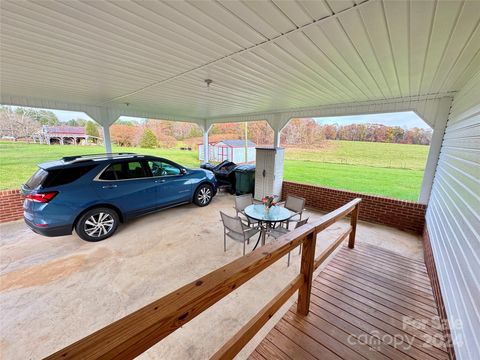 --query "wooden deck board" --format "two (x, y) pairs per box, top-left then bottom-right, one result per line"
(312, 277), (443, 335)
(323, 267), (438, 313)
(327, 261), (437, 306)
(333, 251), (433, 287)
(319, 270), (438, 320)
(248, 243), (449, 360)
